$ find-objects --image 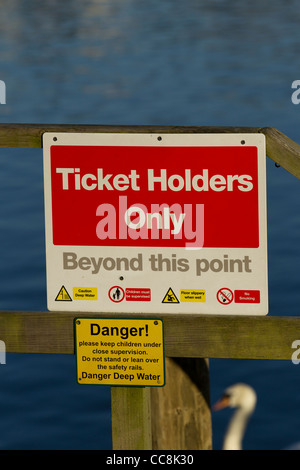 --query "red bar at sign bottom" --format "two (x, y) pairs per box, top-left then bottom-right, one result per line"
(234, 290), (260, 303)
(126, 288), (151, 301)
